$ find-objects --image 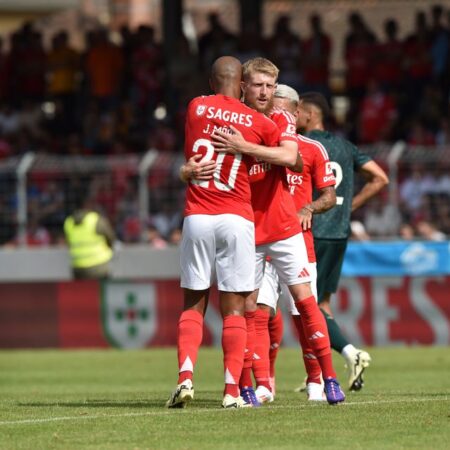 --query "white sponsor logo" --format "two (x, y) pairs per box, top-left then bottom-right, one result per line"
(400, 243), (439, 275)
(309, 331), (325, 340)
(286, 173), (303, 185)
(206, 107), (253, 127)
(102, 282), (157, 348)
